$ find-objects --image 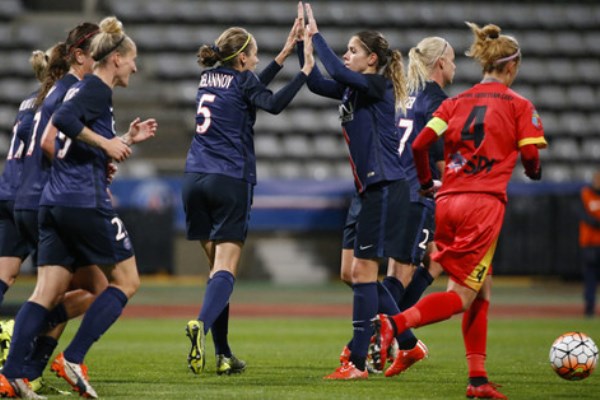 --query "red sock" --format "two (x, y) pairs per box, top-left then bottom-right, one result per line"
(391, 291), (463, 333)
(462, 298), (489, 378)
